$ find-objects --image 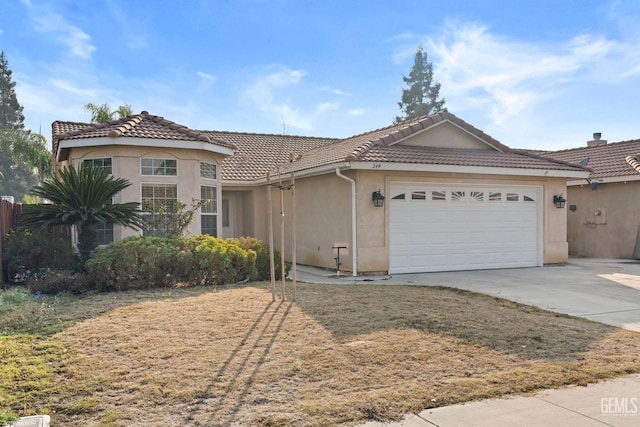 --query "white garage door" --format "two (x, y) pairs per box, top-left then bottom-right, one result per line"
(389, 183), (541, 274)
